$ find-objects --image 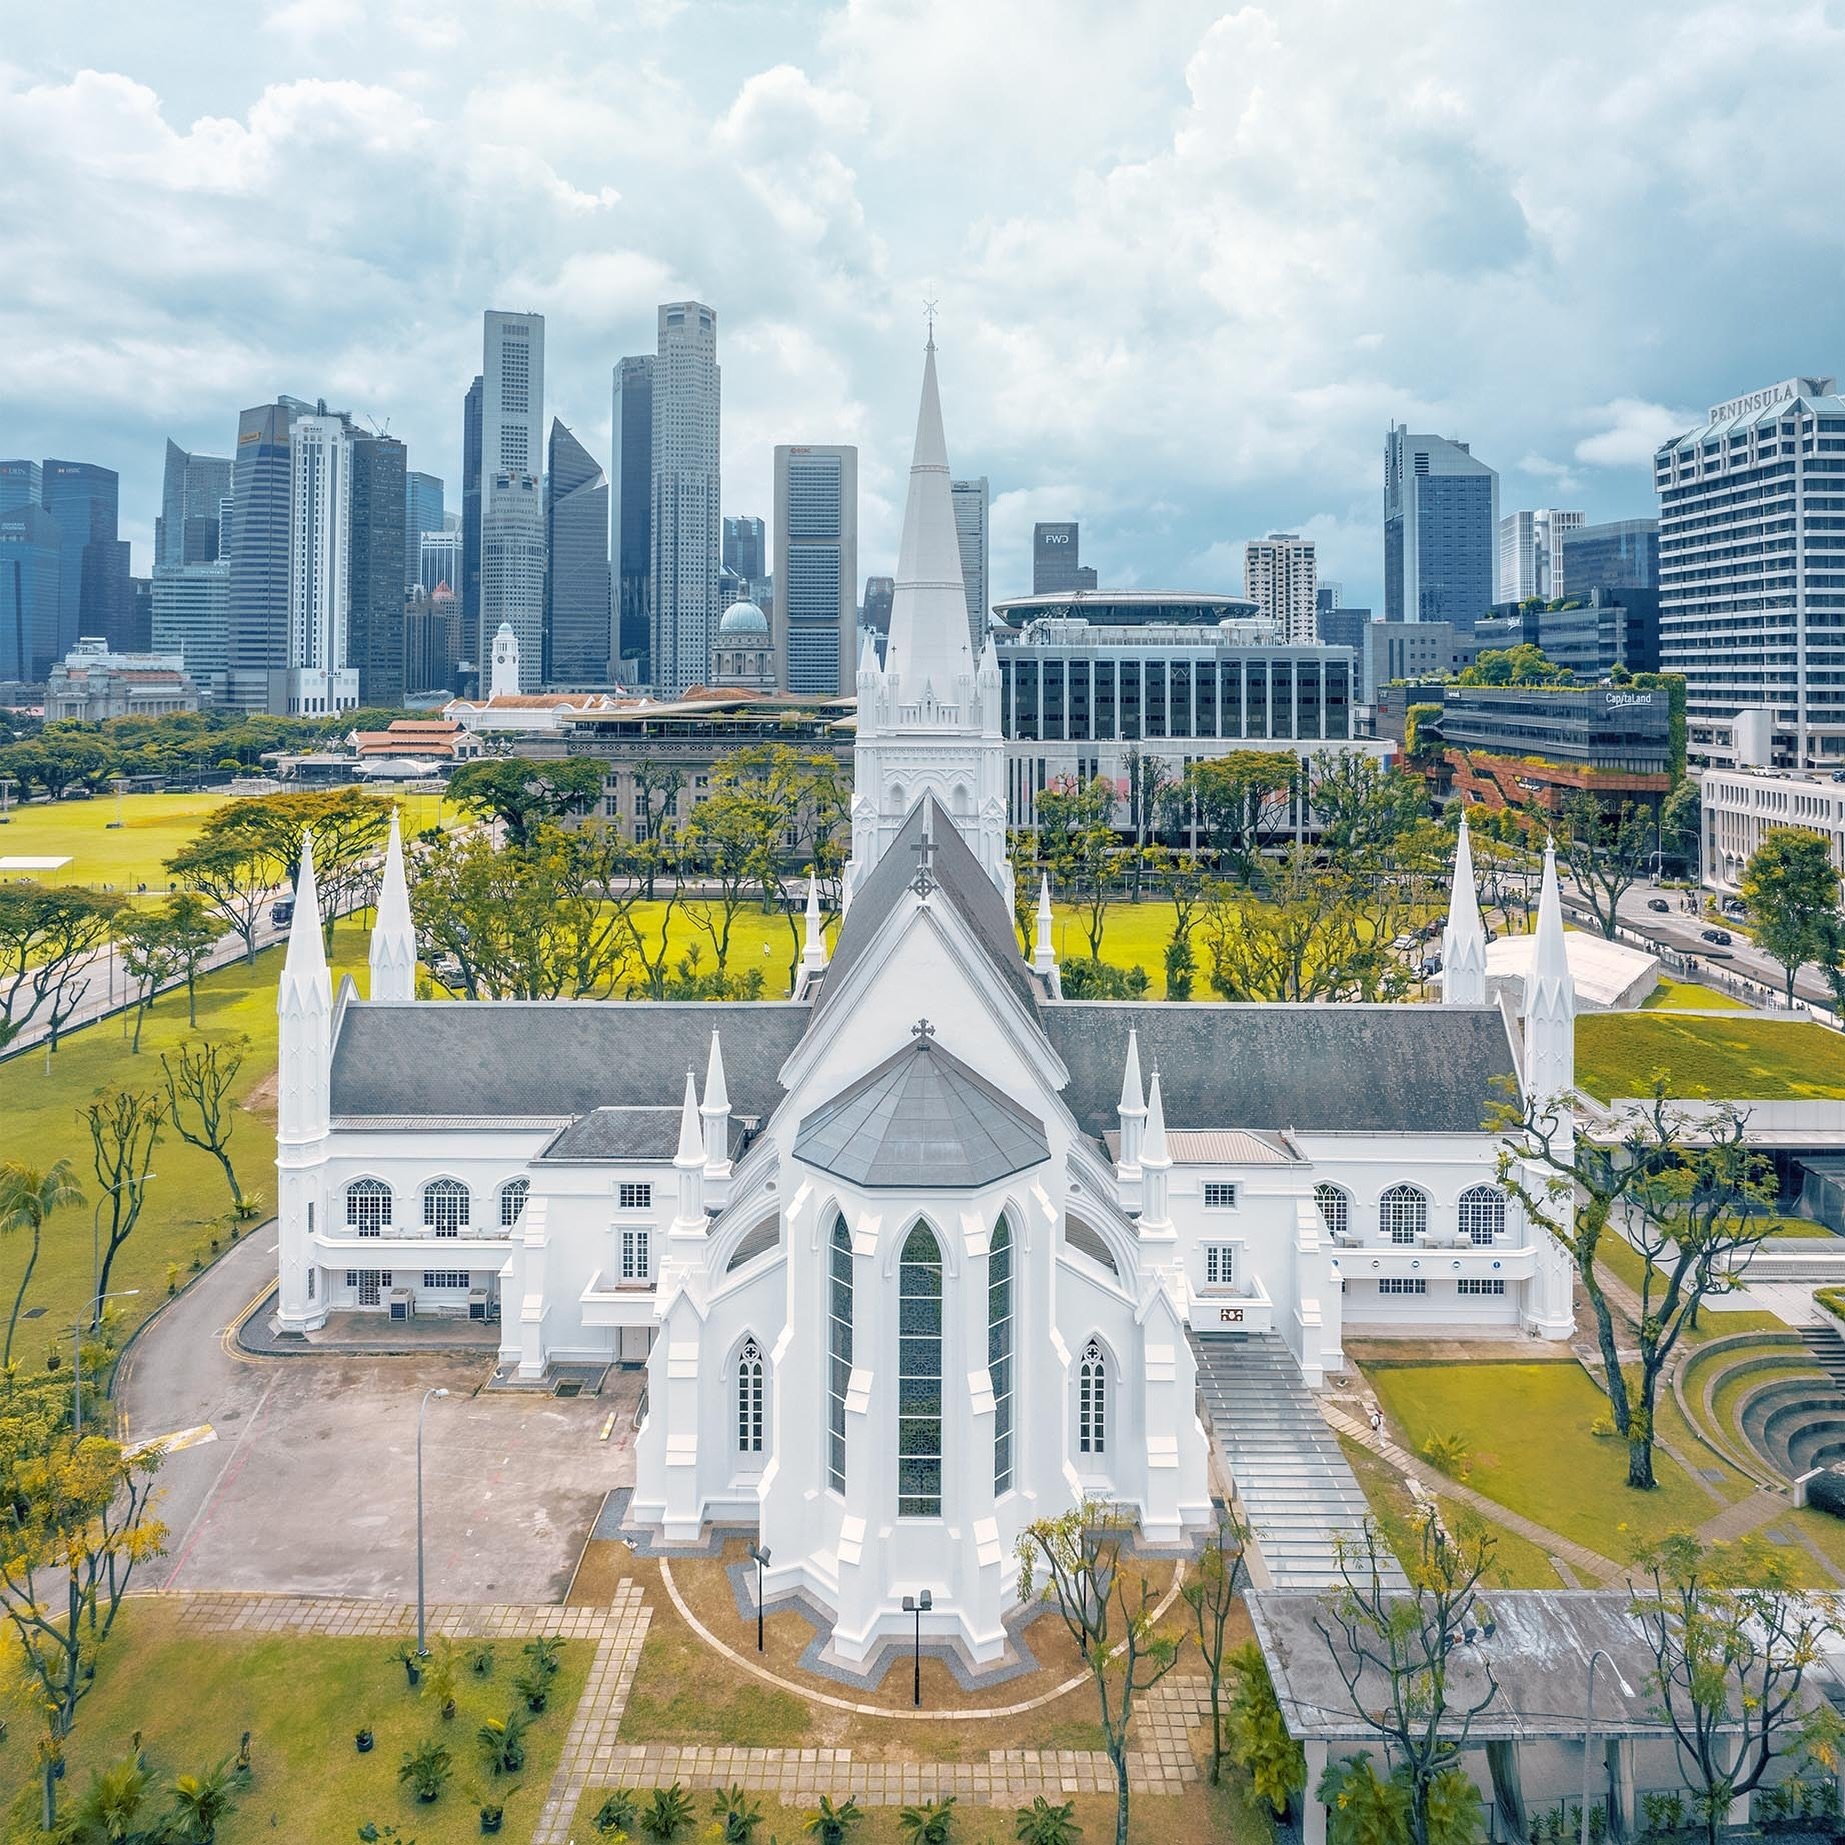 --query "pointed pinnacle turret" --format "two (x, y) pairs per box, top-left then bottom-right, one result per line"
(801, 867), (828, 973)
(368, 809), (416, 1003)
(702, 1027), (729, 1117)
(279, 831), (330, 1014)
(674, 1068), (704, 1169)
(1033, 874), (1057, 974)
(1440, 814), (1488, 1007)
(1524, 835), (1576, 1105)
(1118, 1026), (1146, 1117)
(701, 1027), (732, 1176)
(1143, 1070), (1170, 1170)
